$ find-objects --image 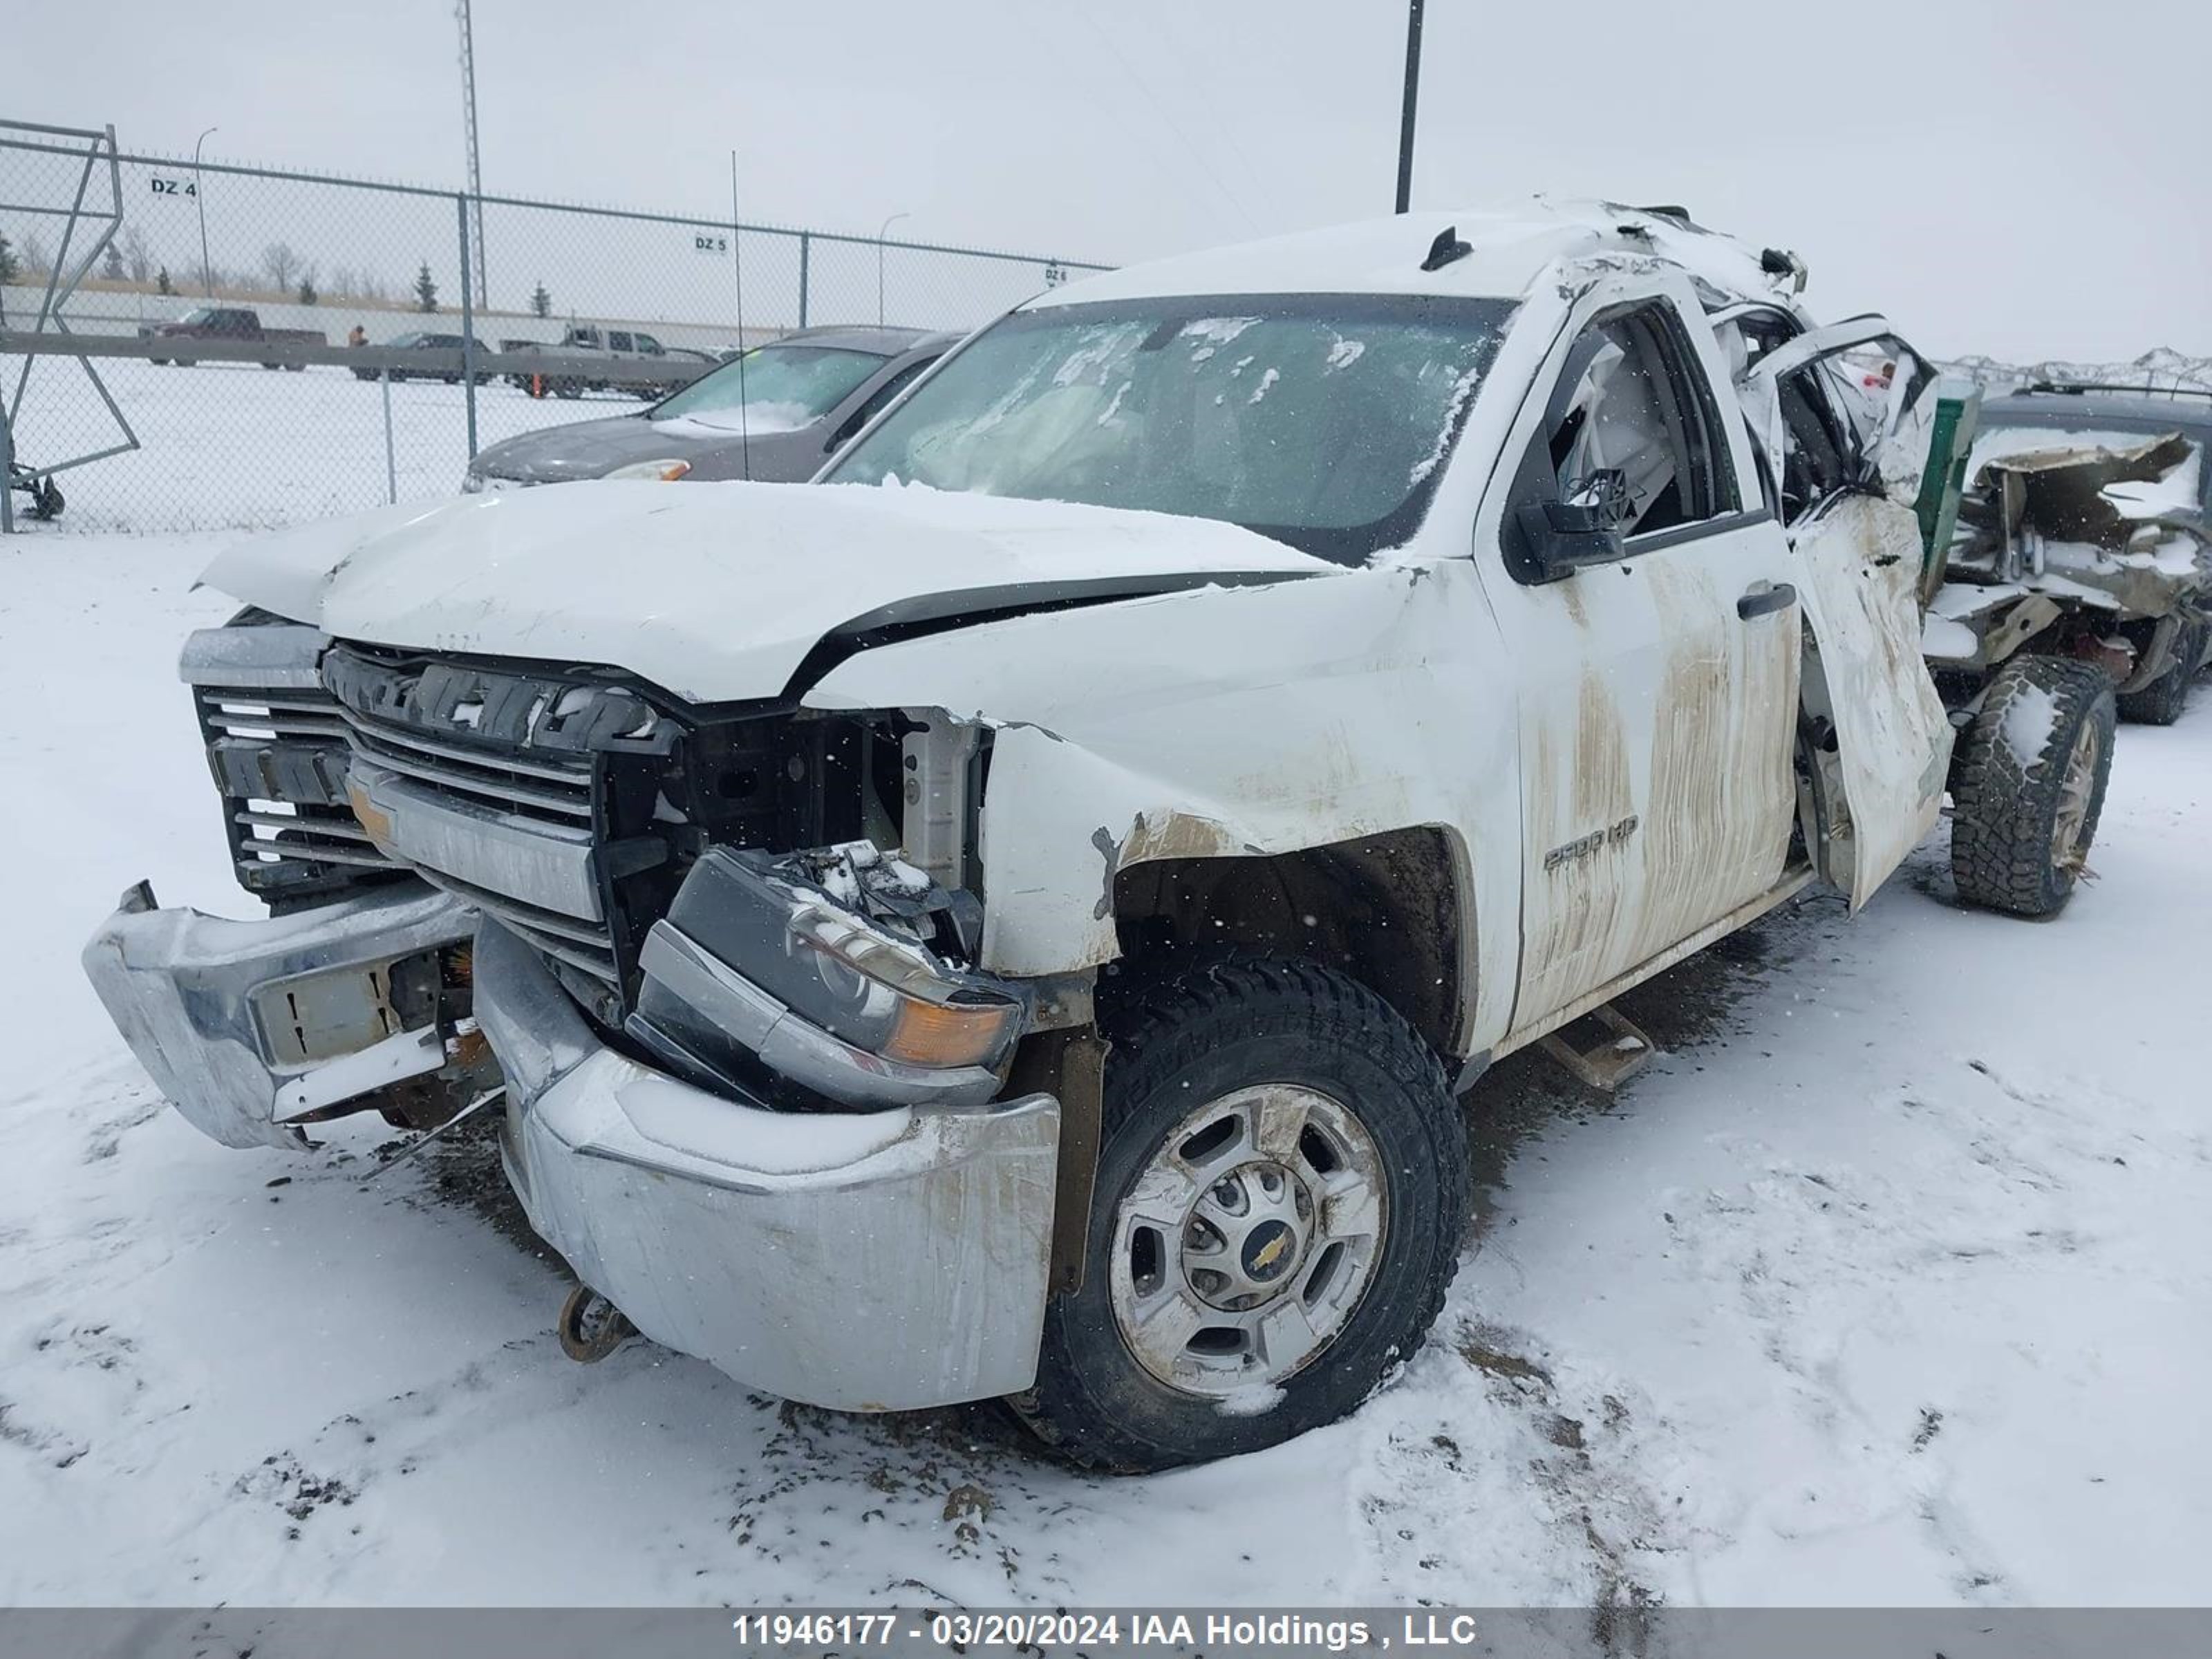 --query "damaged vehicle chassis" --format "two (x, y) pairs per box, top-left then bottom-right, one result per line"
(84, 203), (2082, 1470)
